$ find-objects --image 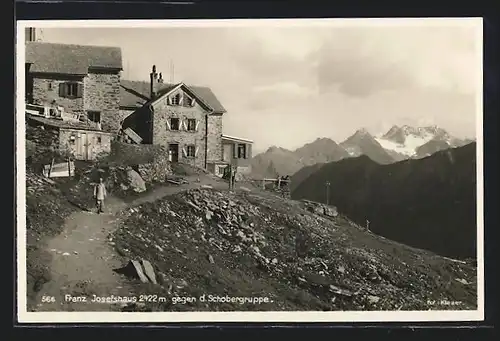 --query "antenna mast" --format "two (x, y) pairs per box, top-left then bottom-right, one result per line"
(170, 59), (175, 84)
